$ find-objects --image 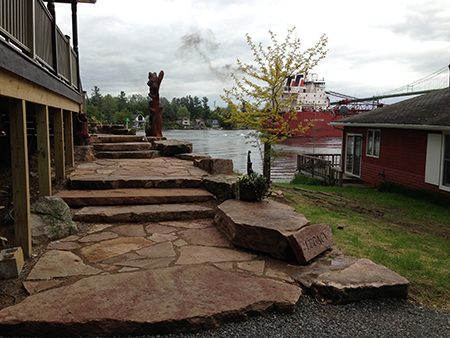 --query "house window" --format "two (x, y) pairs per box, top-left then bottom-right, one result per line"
(366, 129), (380, 157)
(443, 135), (450, 187)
